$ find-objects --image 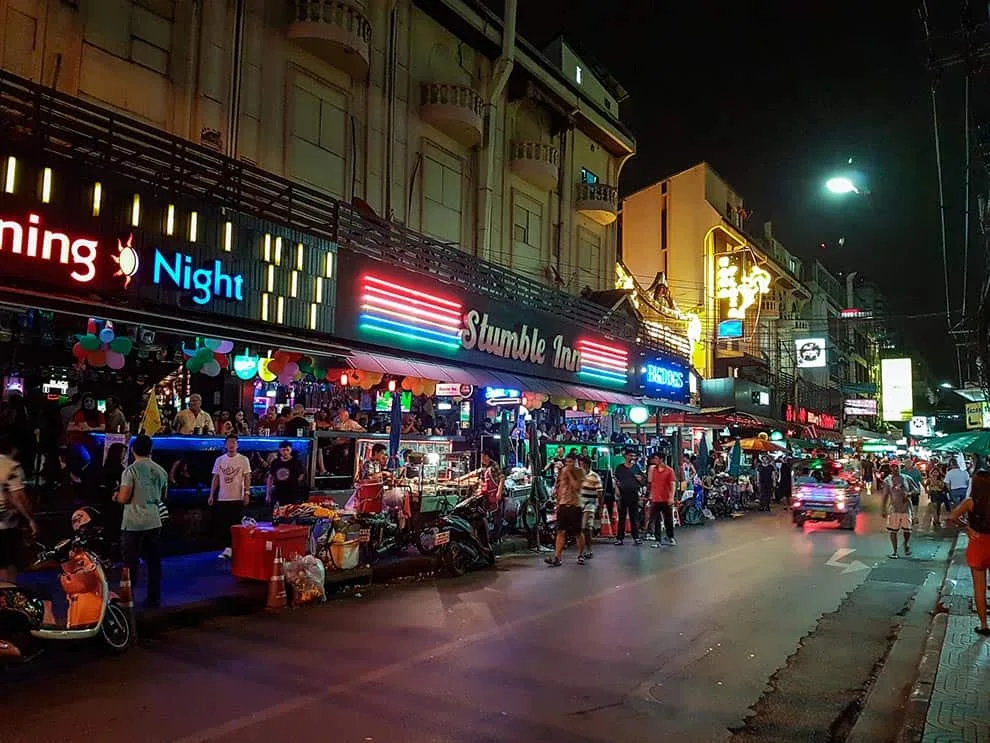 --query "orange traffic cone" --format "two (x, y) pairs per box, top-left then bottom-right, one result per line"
(599, 502), (616, 539)
(266, 547), (287, 612)
(119, 566), (137, 638)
